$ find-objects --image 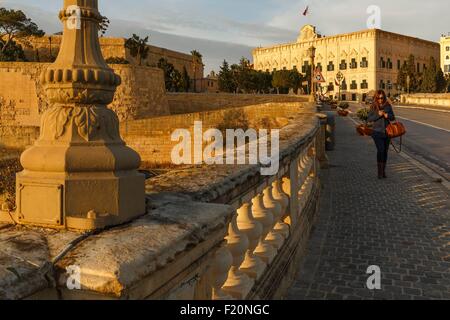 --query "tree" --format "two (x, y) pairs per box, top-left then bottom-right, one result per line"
(180, 66), (191, 92)
(157, 58), (175, 91)
(420, 57), (446, 93)
(191, 50), (203, 92)
(0, 7), (44, 60)
(99, 16), (110, 37)
(272, 70), (291, 94)
(125, 34), (150, 66)
(233, 57), (254, 93)
(397, 54), (420, 93)
(218, 60), (237, 93)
